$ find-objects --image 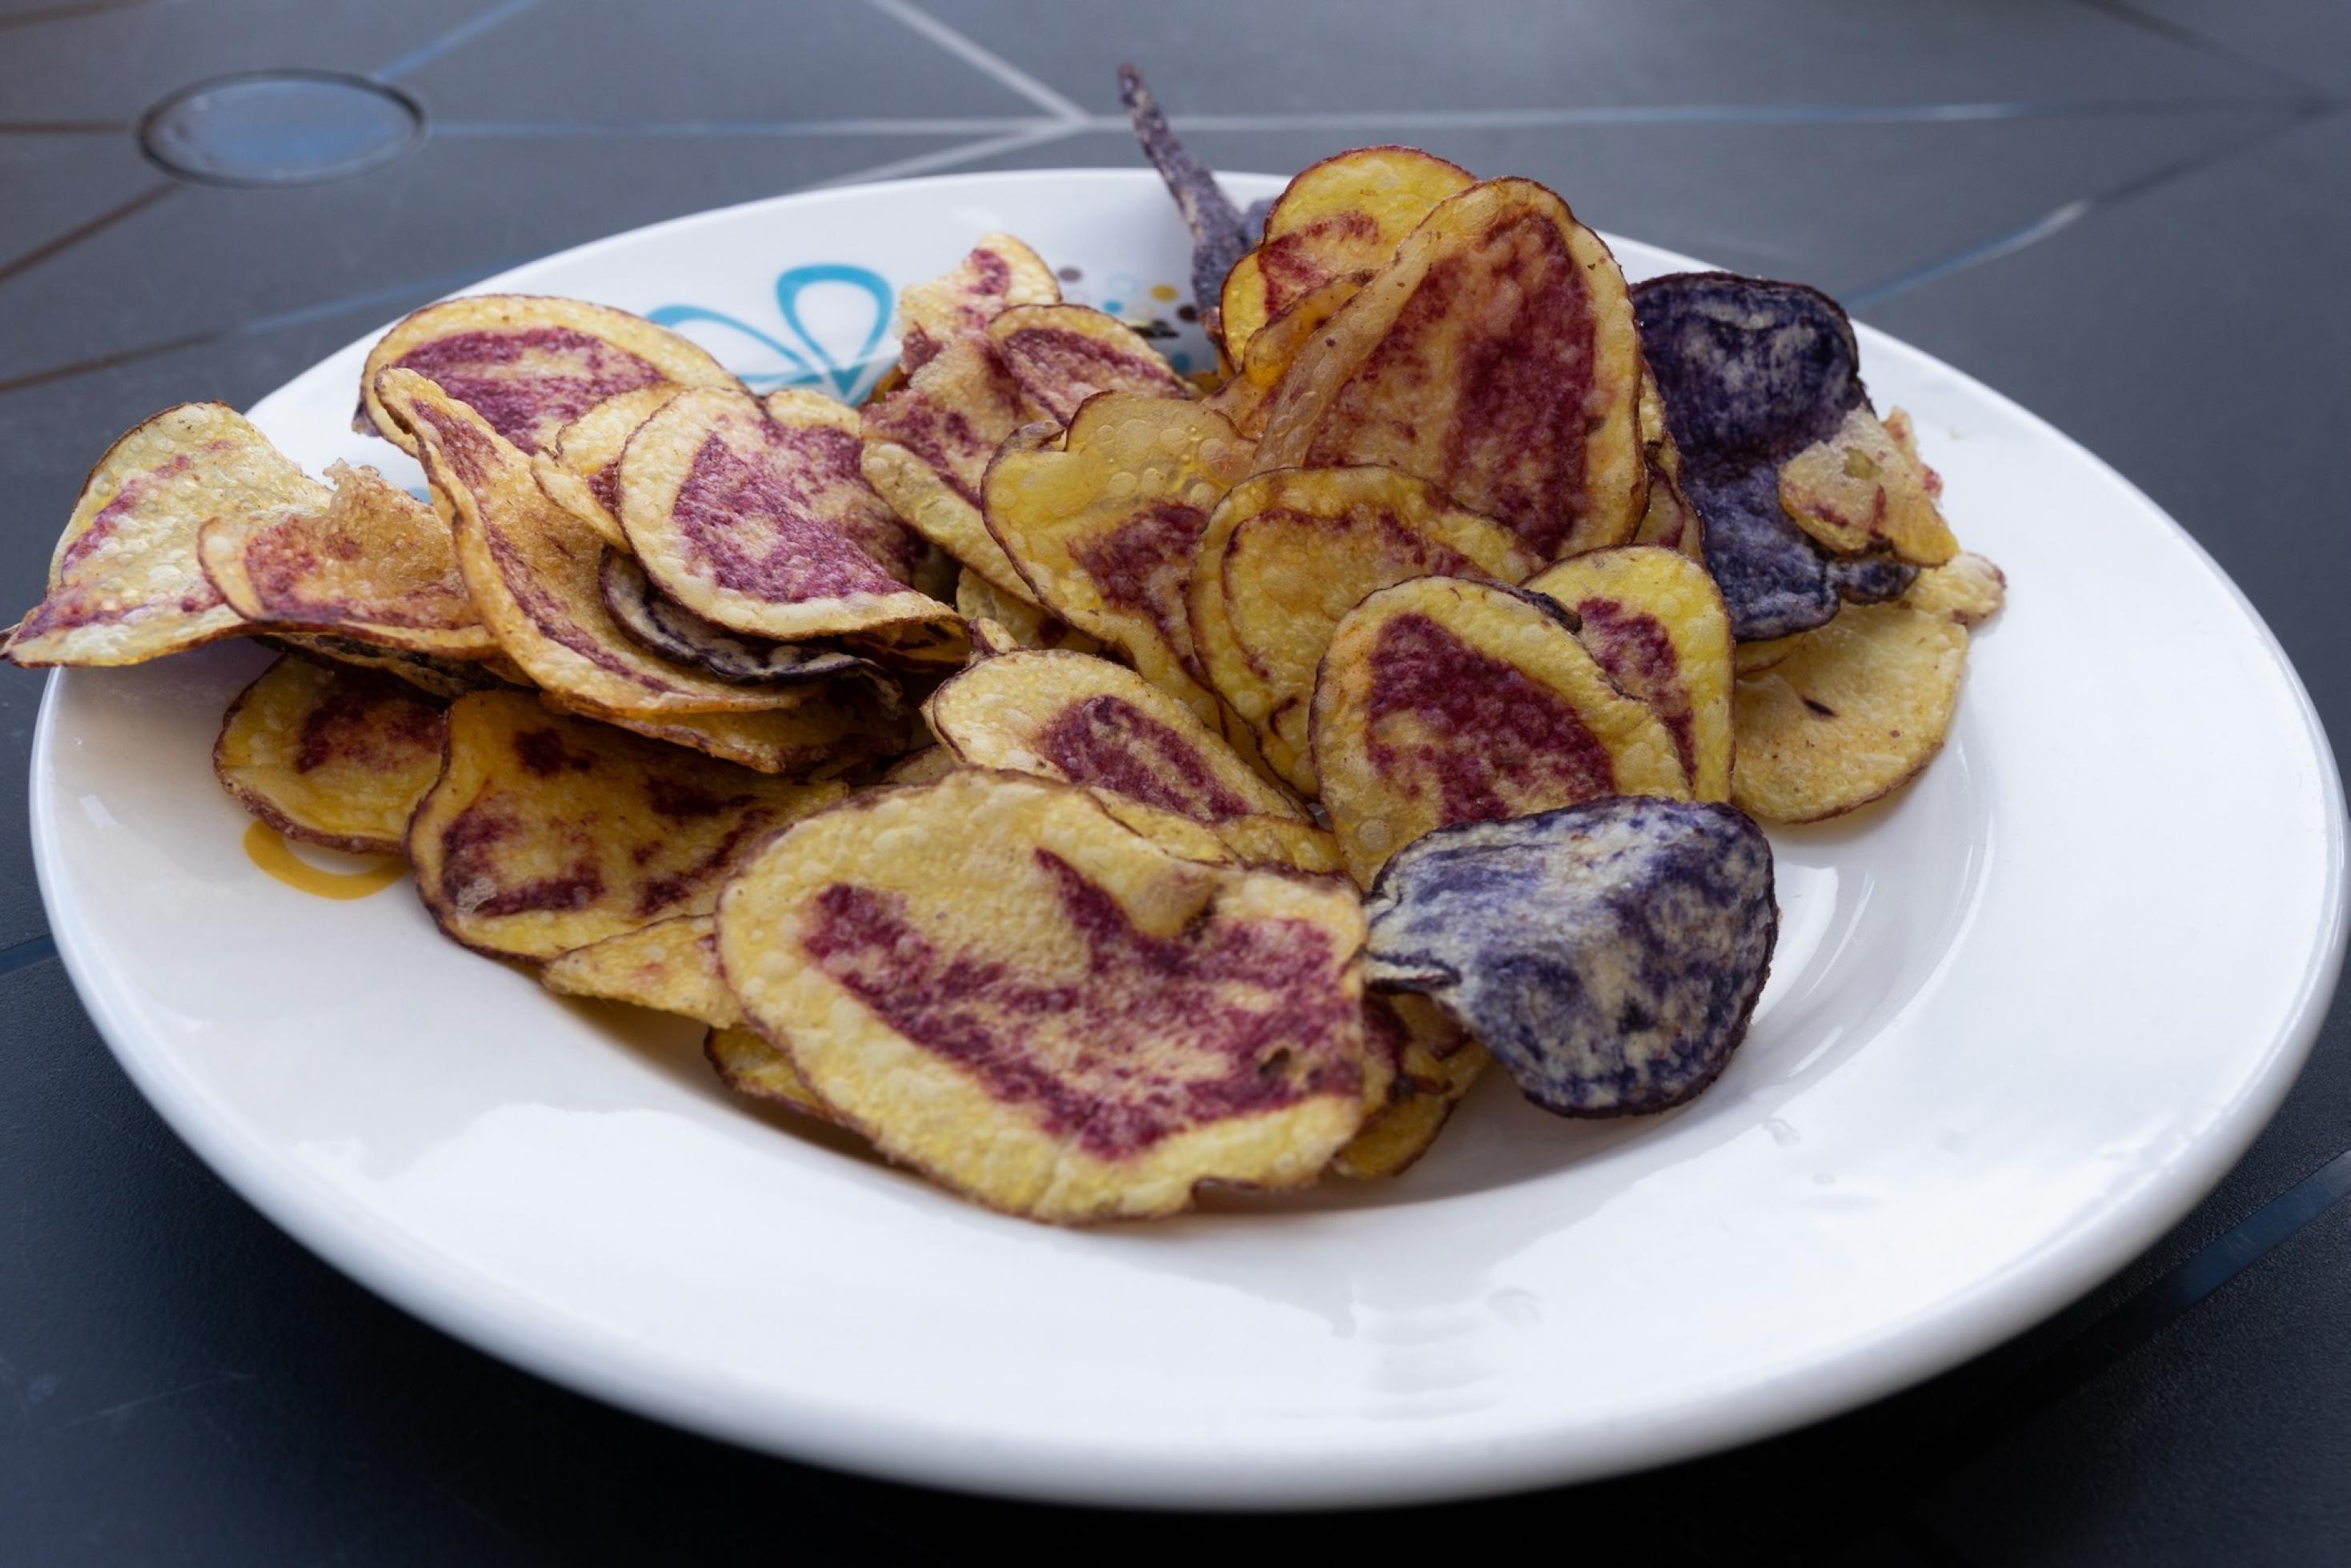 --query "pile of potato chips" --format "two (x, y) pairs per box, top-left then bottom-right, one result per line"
(4, 75), (1999, 1224)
